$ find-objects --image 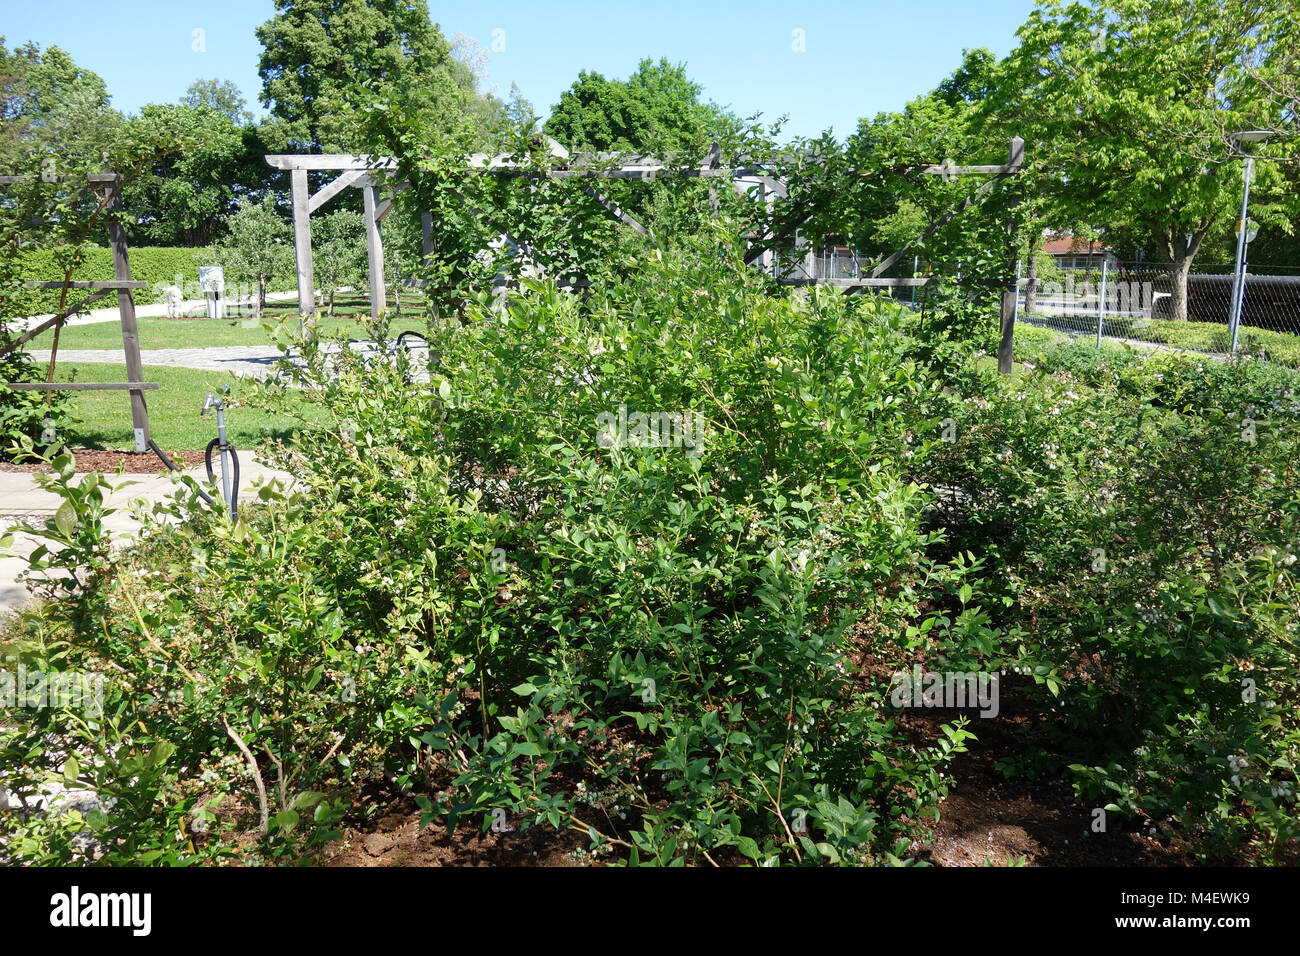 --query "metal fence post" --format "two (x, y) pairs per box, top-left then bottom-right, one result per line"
(1013, 259), (1022, 324)
(1096, 258), (1108, 348)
